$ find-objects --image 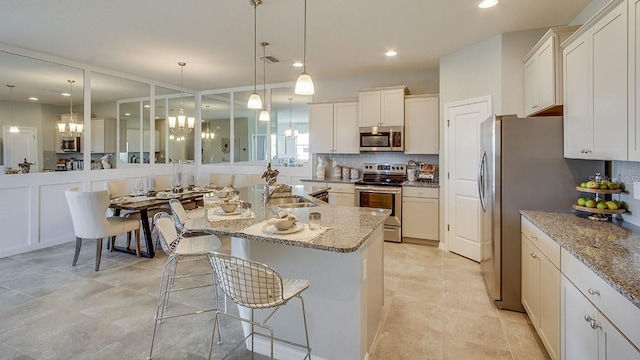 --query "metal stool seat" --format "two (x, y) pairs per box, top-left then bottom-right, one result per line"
(206, 252), (312, 360)
(147, 212), (222, 360)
